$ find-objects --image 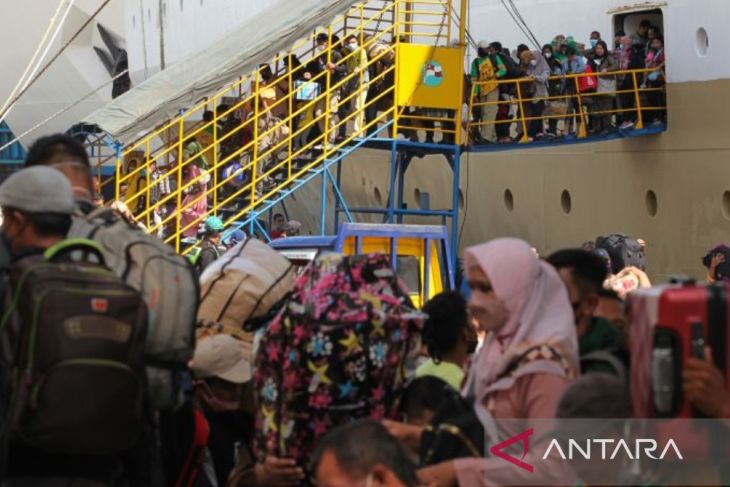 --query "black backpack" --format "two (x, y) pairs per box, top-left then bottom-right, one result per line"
(595, 233), (645, 274)
(0, 238), (148, 455)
